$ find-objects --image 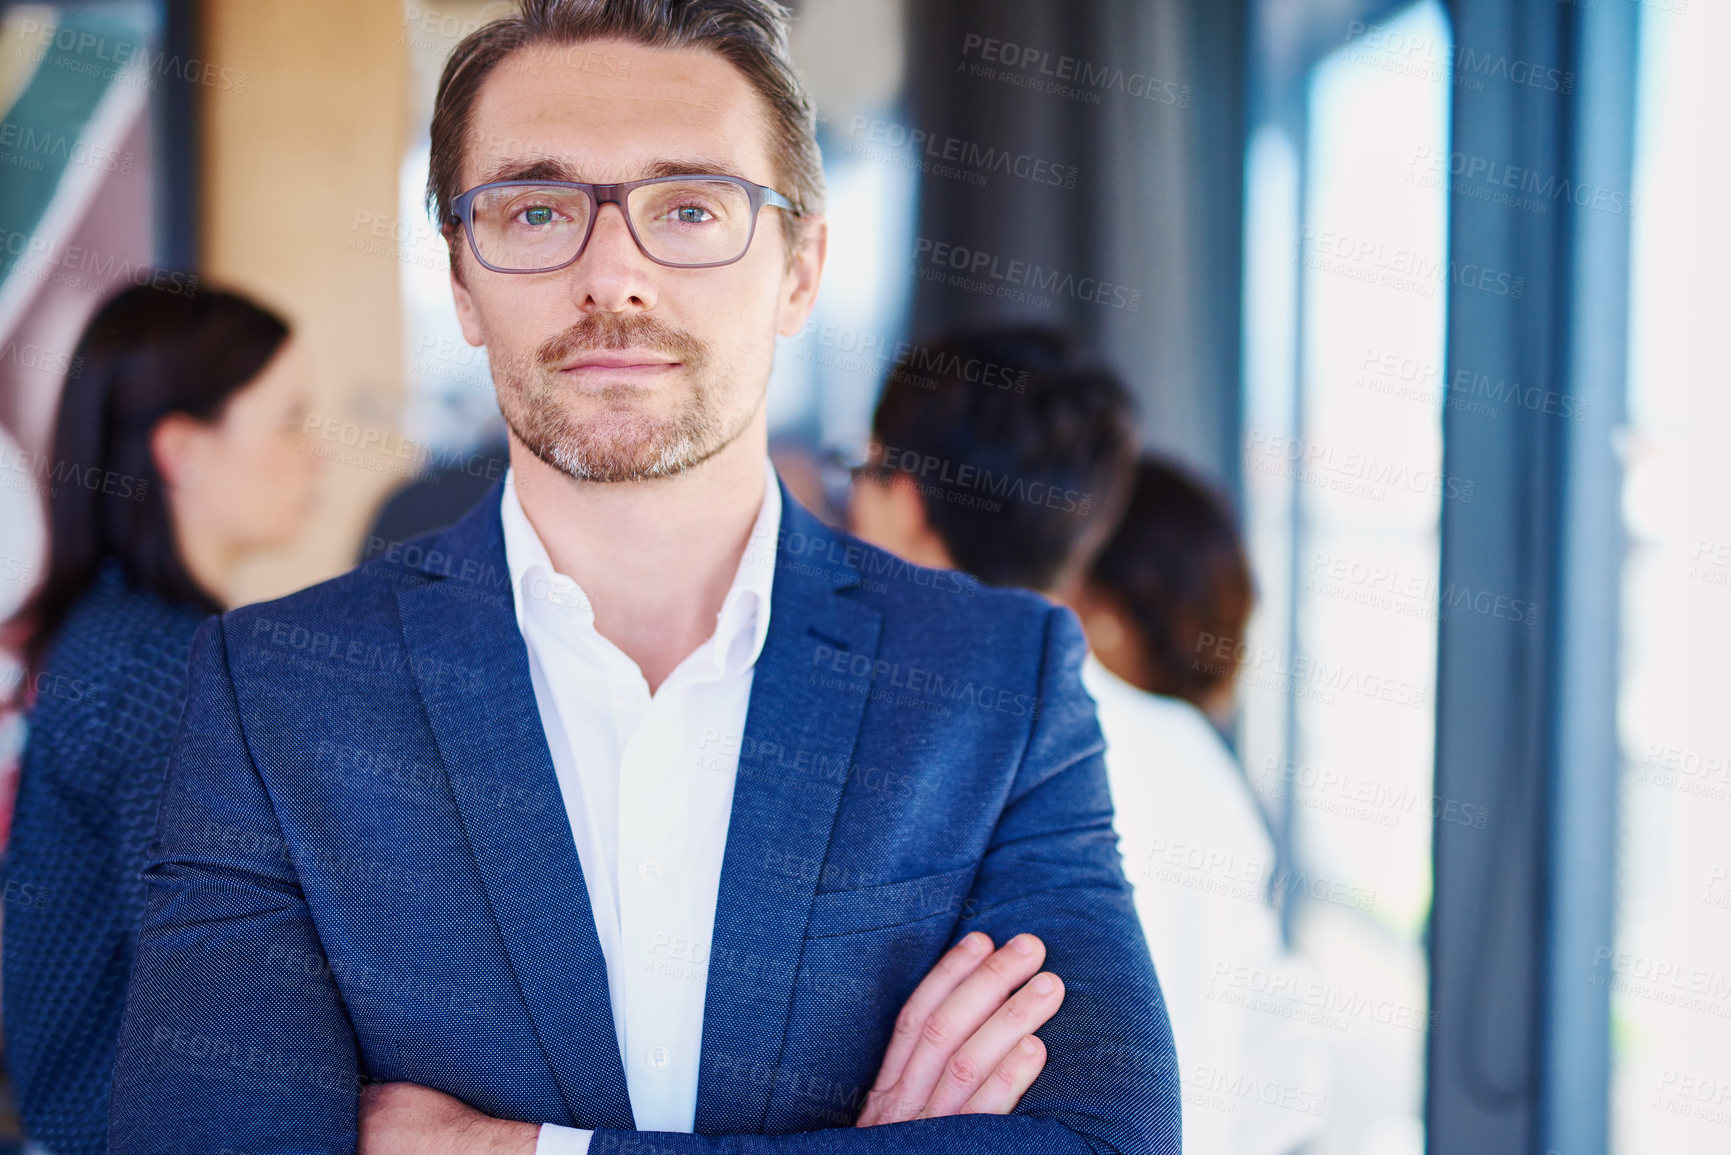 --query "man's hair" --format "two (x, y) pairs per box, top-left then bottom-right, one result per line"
(1088, 458), (1255, 707)
(426, 0), (823, 265)
(868, 326), (1138, 593)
